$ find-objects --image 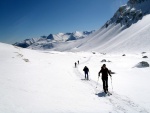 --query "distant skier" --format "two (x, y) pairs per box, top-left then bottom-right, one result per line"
(78, 60), (79, 64)
(98, 64), (111, 94)
(75, 62), (77, 68)
(83, 66), (89, 80)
